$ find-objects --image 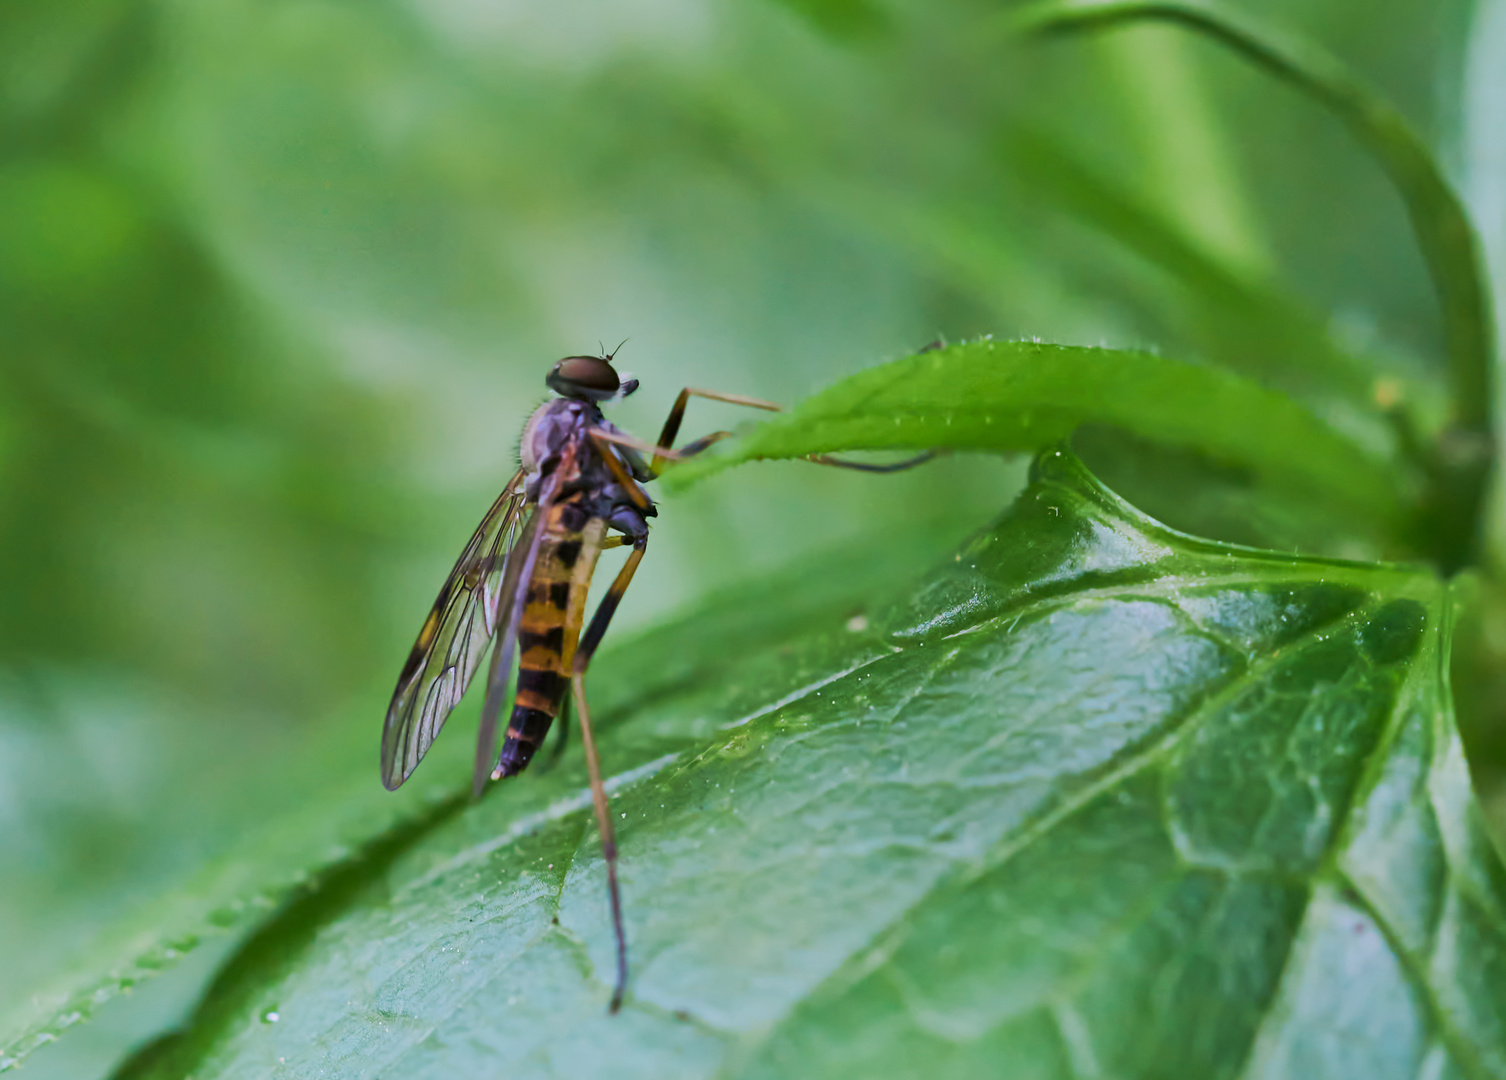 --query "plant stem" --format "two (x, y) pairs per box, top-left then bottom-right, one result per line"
(1010, 0), (1498, 570)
